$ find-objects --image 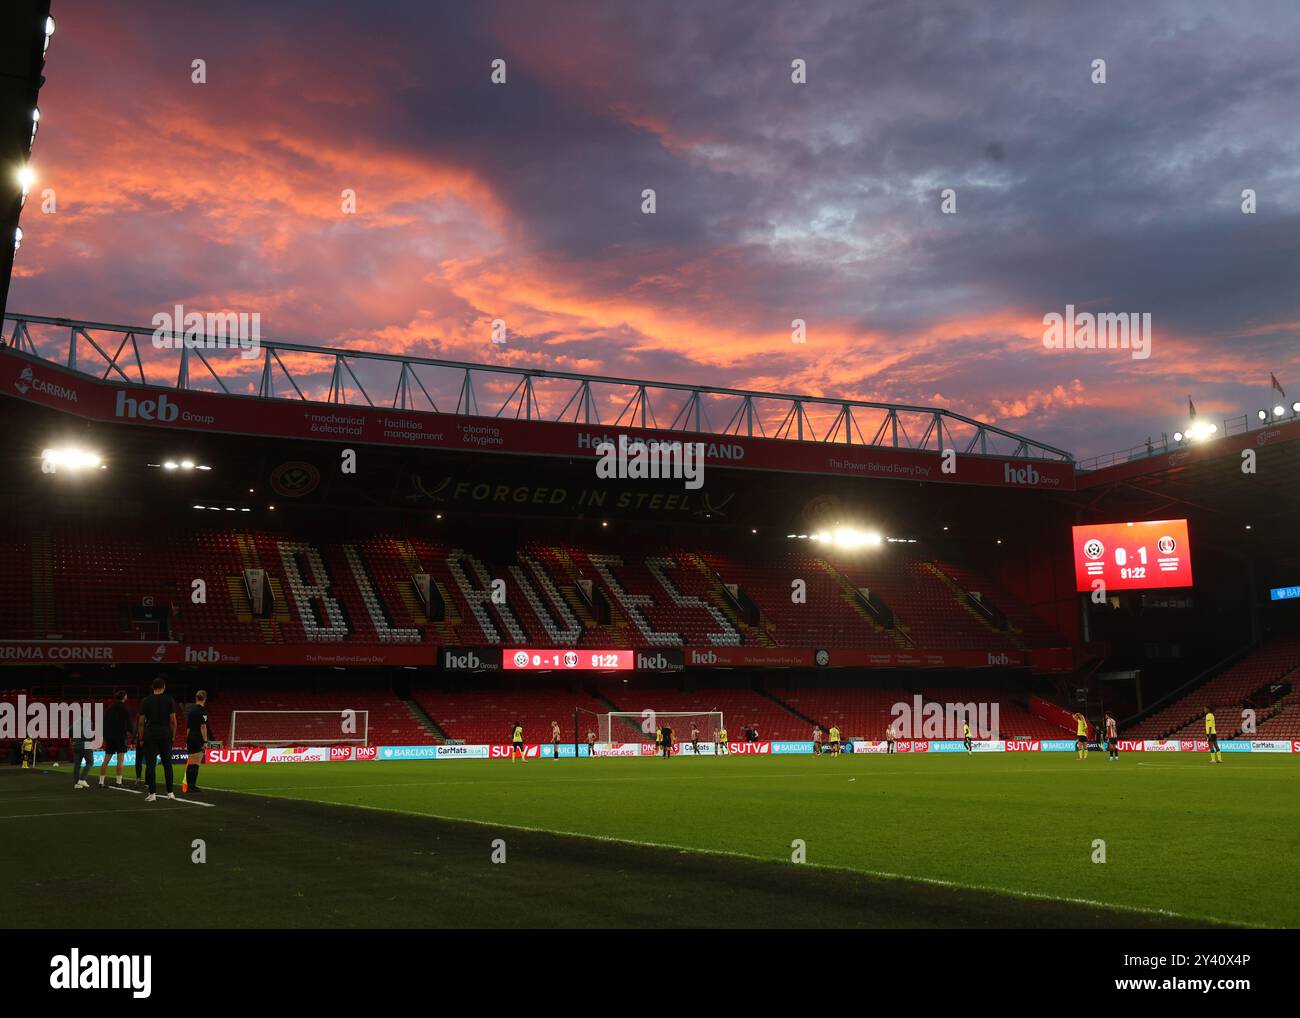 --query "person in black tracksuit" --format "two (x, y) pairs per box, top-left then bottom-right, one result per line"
(137, 677), (178, 801)
(99, 691), (132, 787)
